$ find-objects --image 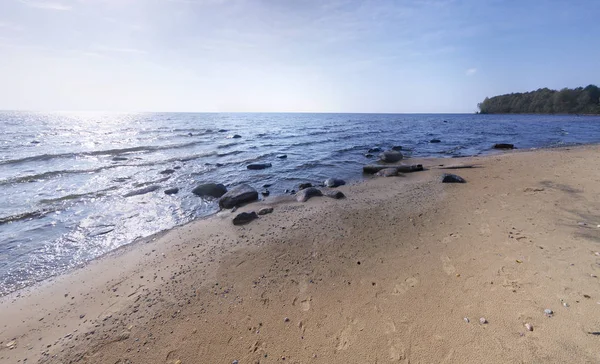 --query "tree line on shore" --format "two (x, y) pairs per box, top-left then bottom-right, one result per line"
(478, 85), (600, 114)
